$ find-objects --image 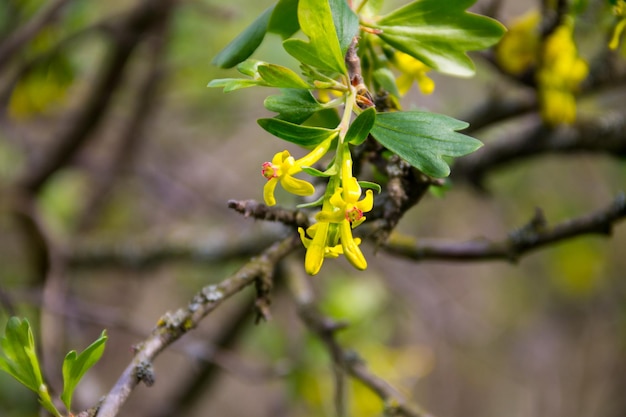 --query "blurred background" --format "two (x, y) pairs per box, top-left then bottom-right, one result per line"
(1, 0), (626, 416)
